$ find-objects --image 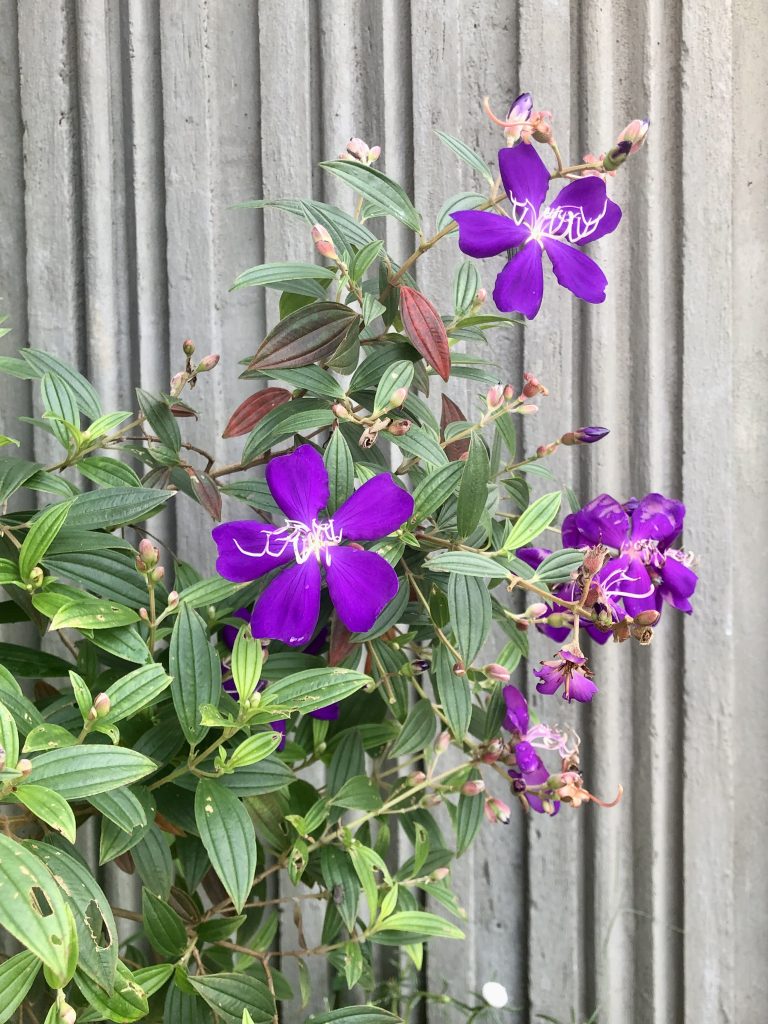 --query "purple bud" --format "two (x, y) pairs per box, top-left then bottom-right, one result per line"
(561, 426), (610, 446)
(507, 92), (533, 123)
(603, 140), (632, 171)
